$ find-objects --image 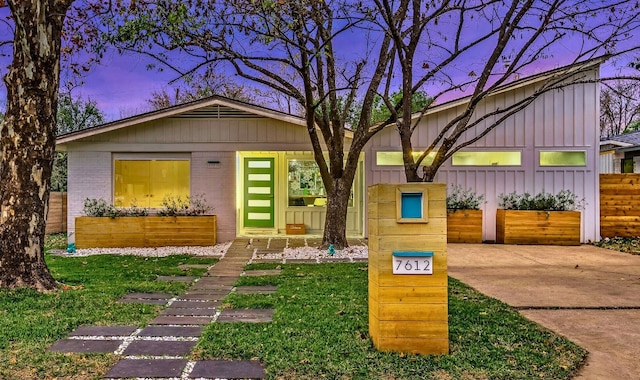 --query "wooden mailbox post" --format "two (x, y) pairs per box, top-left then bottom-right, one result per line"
(368, 183), (449, 355)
